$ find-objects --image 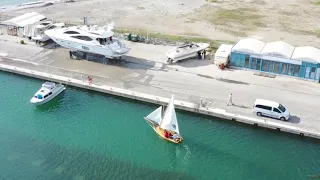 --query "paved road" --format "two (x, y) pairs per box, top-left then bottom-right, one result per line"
(0, 39), (319, 133)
